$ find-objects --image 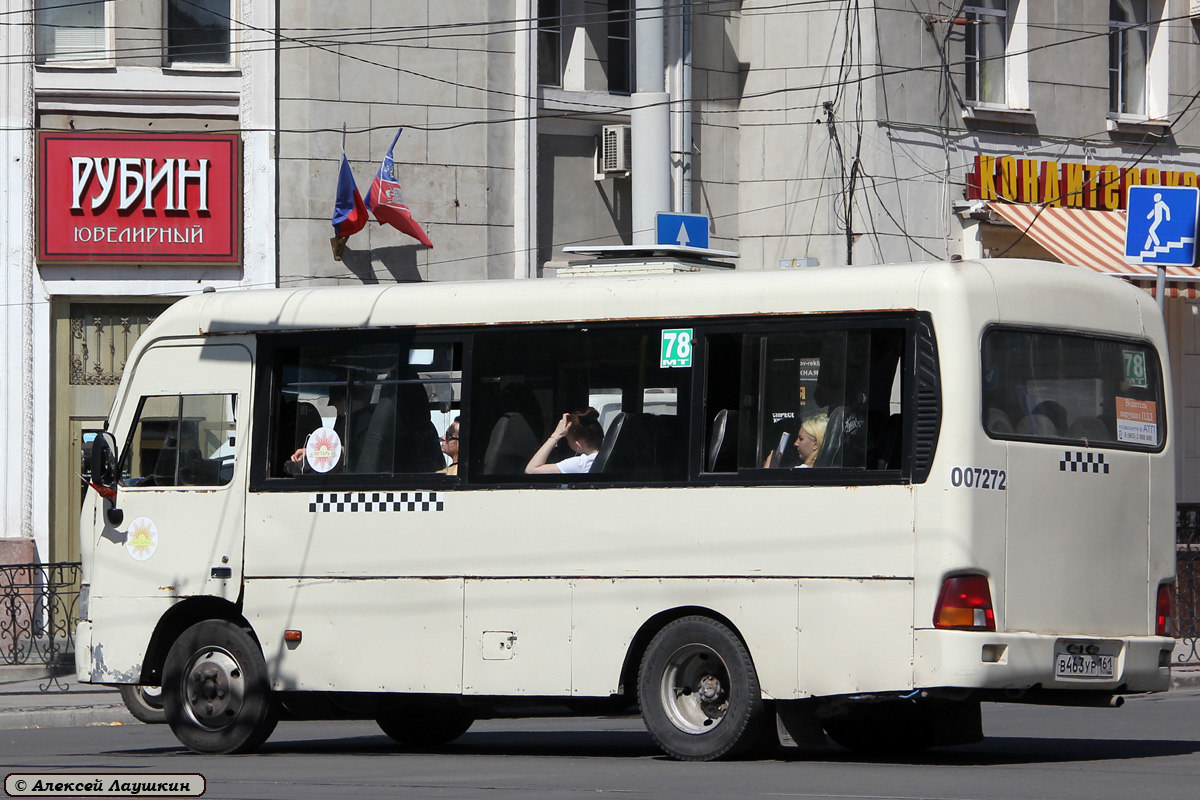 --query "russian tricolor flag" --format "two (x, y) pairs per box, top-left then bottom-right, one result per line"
(332, 152), (367, 238)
